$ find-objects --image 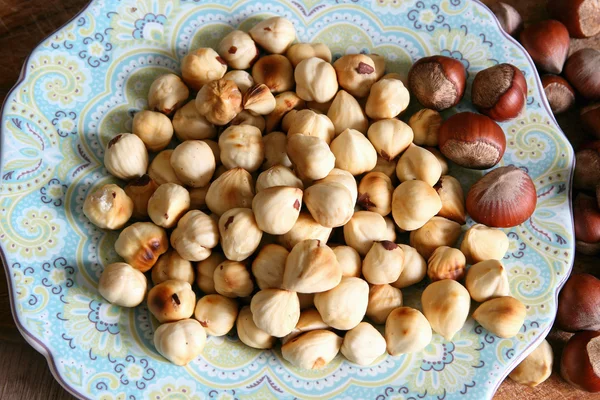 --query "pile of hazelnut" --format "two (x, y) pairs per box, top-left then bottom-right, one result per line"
(83, 16), (538, 371)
